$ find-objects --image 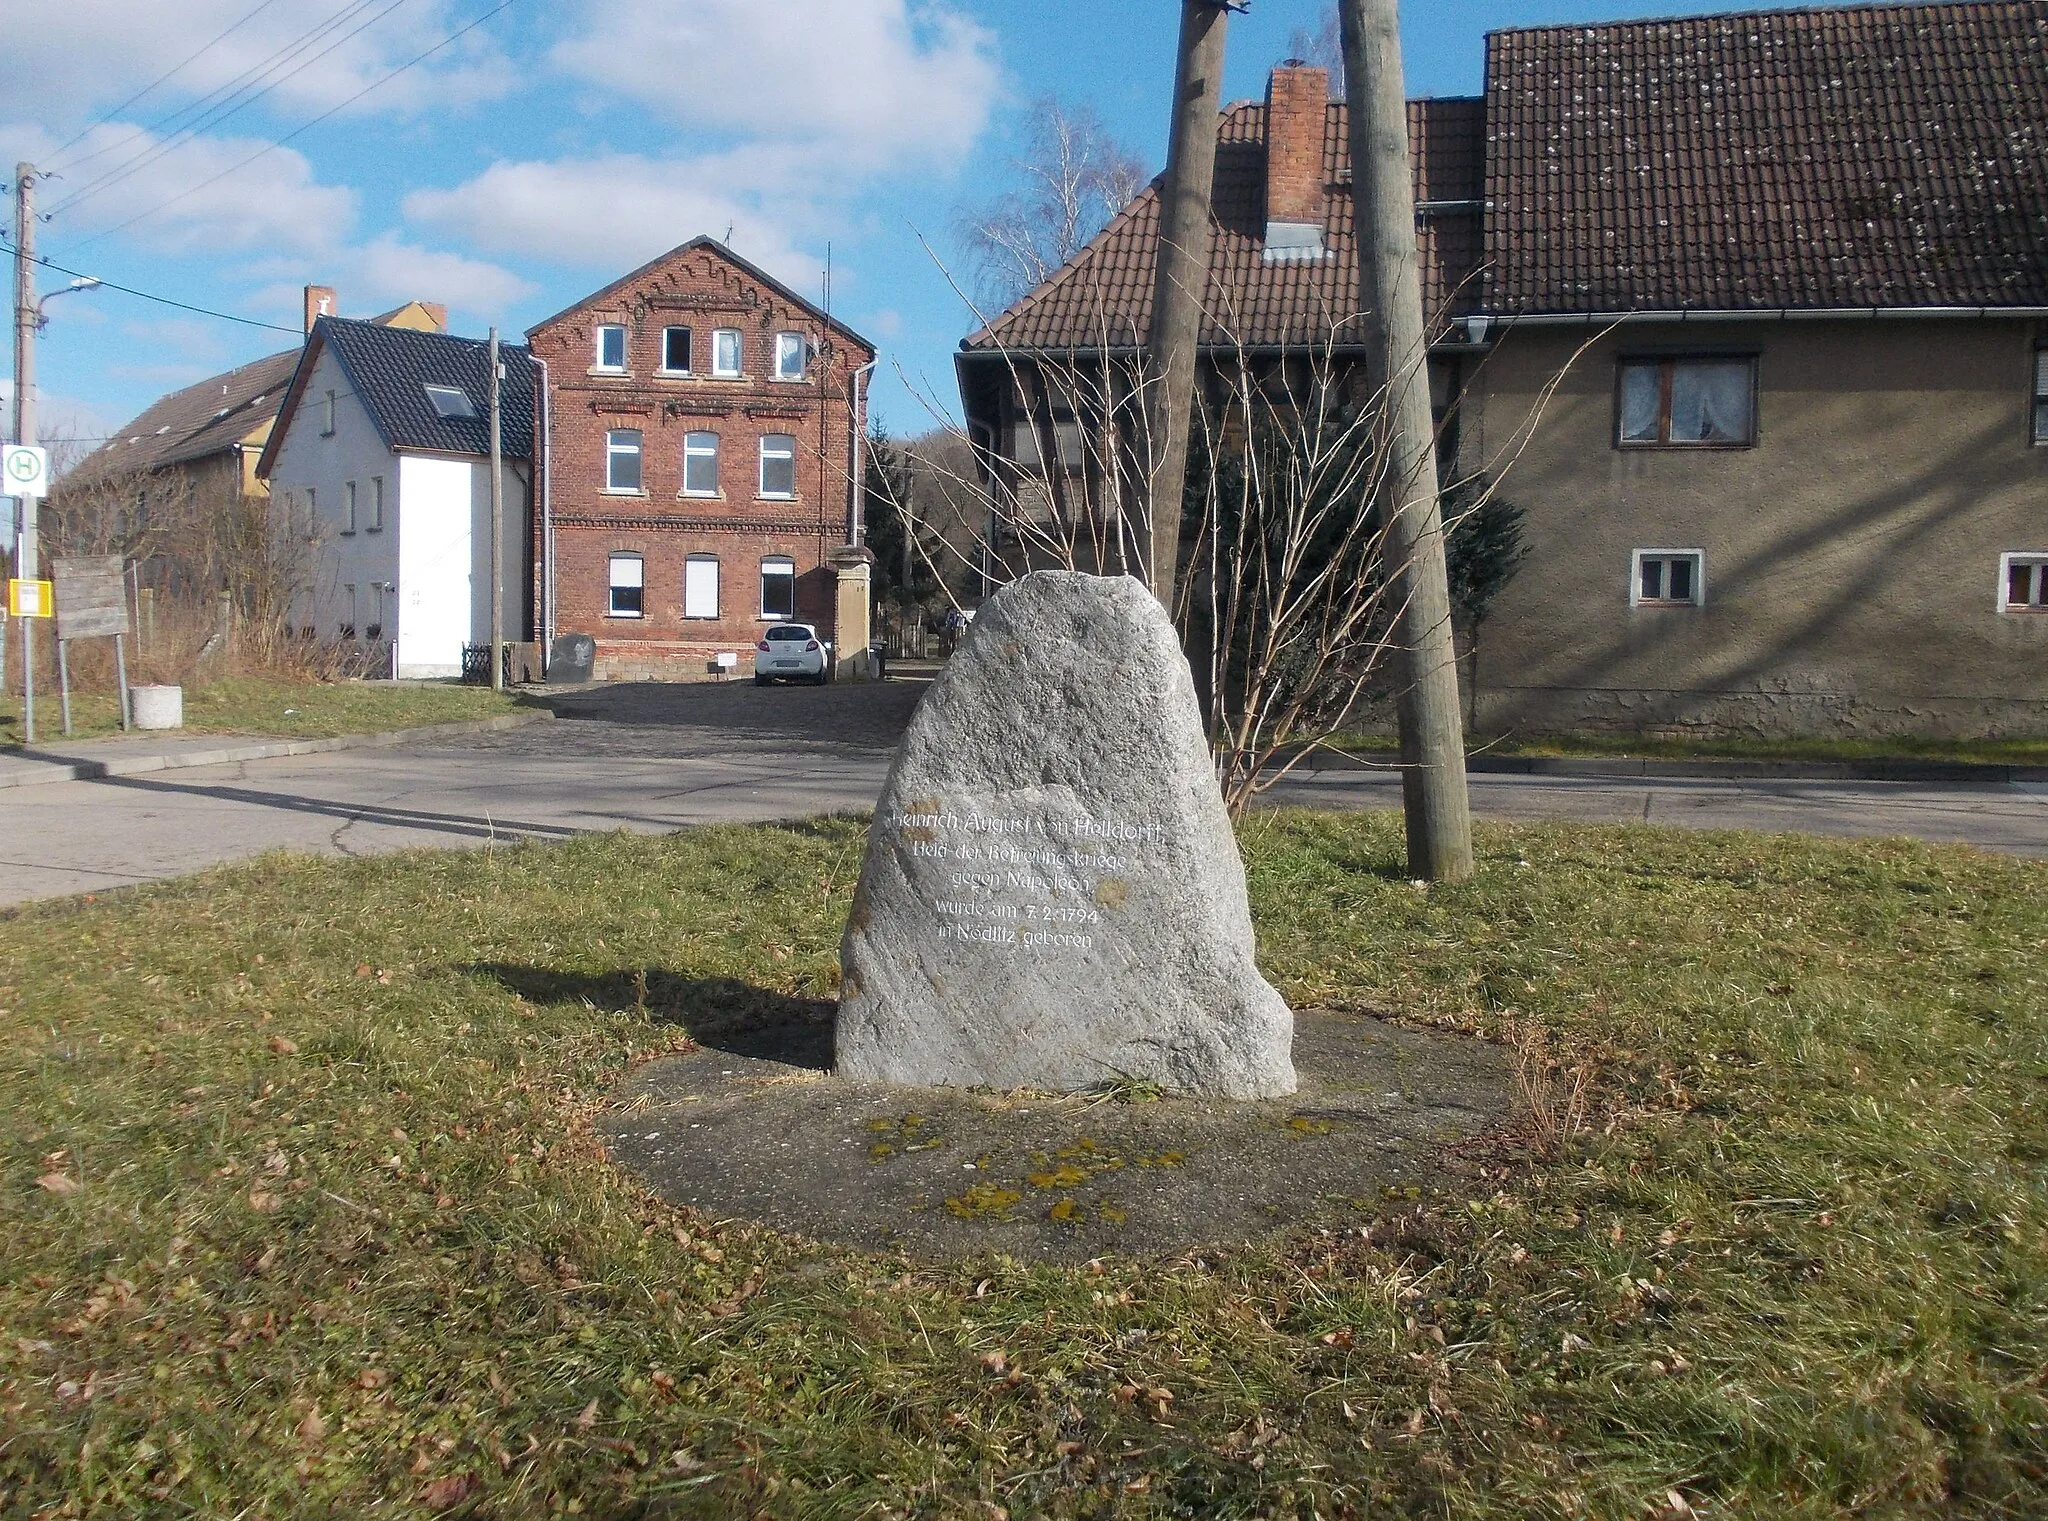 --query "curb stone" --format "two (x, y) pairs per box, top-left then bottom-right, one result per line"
(1291, 749), (2048, 785)
(0, 710), (554, 791)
